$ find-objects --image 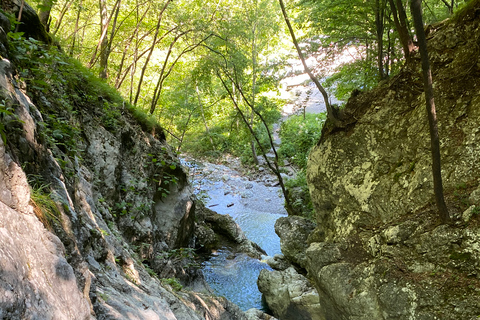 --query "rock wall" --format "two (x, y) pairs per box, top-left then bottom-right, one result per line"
(302, 3), (480, 320)
(0, 6), (265, 319)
